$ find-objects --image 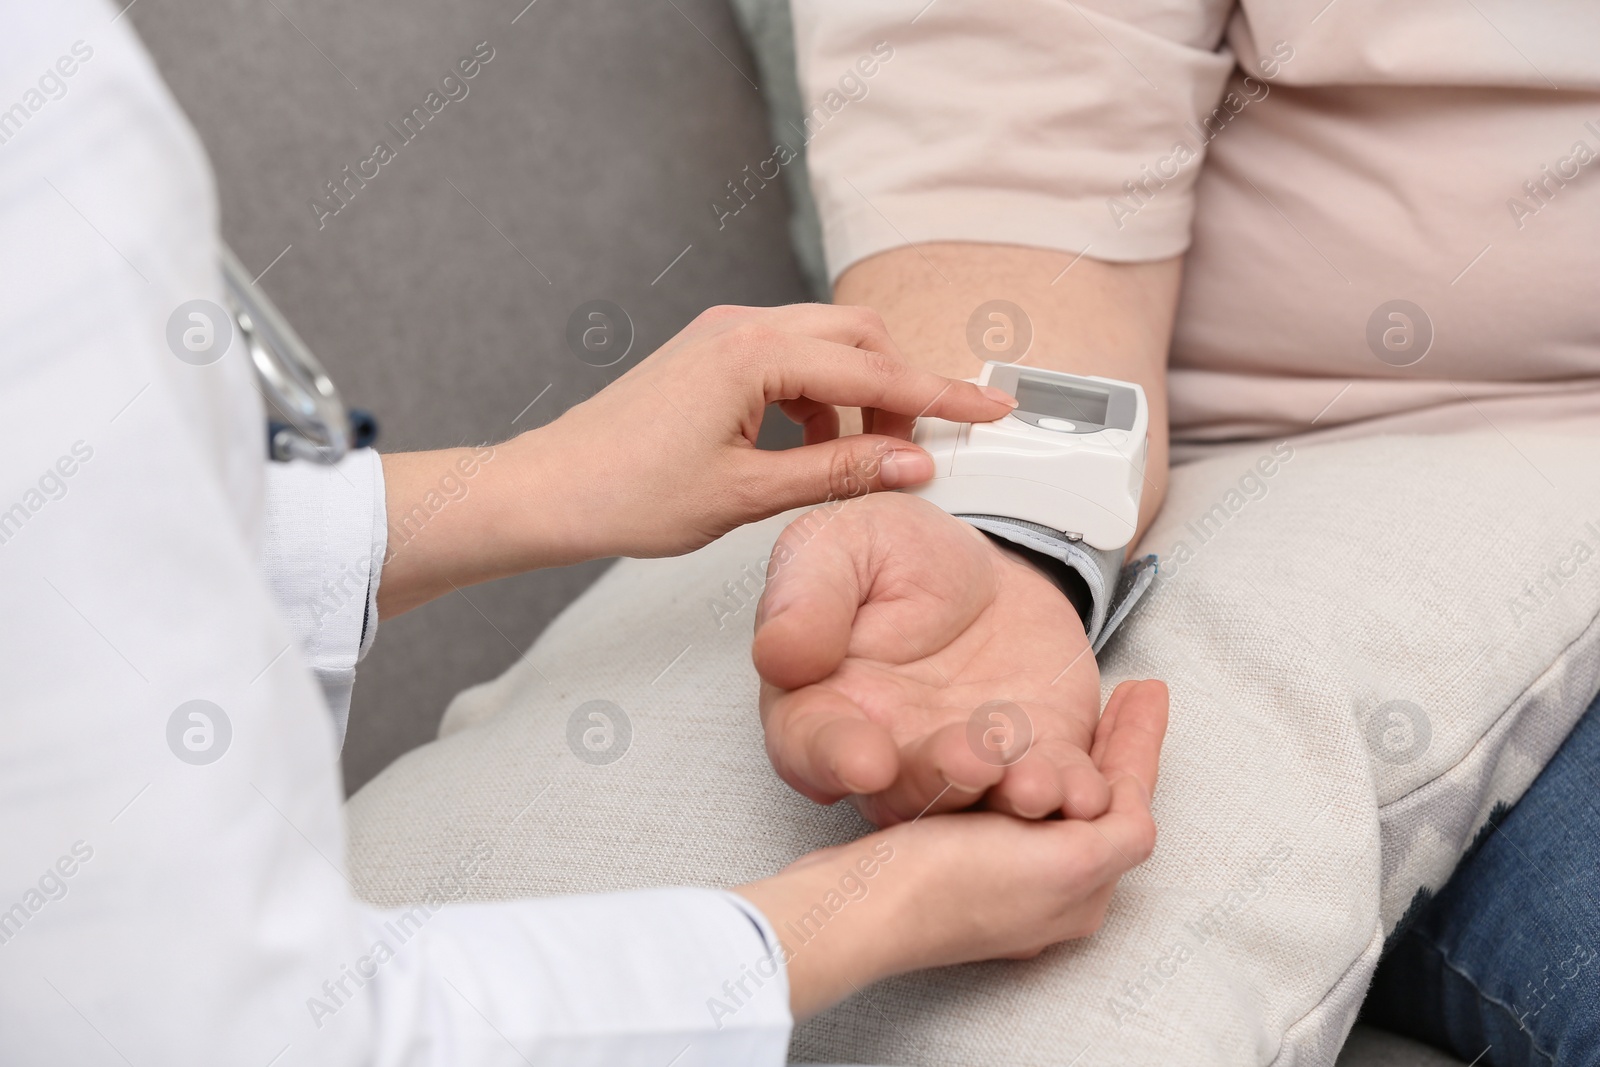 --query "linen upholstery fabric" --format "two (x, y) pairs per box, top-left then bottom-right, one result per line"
(346, 432), (1600, 1065)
